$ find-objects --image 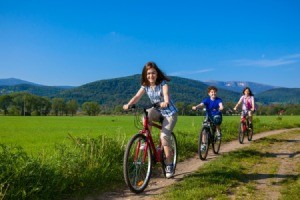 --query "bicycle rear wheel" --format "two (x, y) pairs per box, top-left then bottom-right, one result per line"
(161, 132), (178, 177)
(212, 130), (221, 154)
(238, 122), (245, 144)
(198, 127), (209, 160)
(123, 134), (152, 193)
(247, 125), (254, 141)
